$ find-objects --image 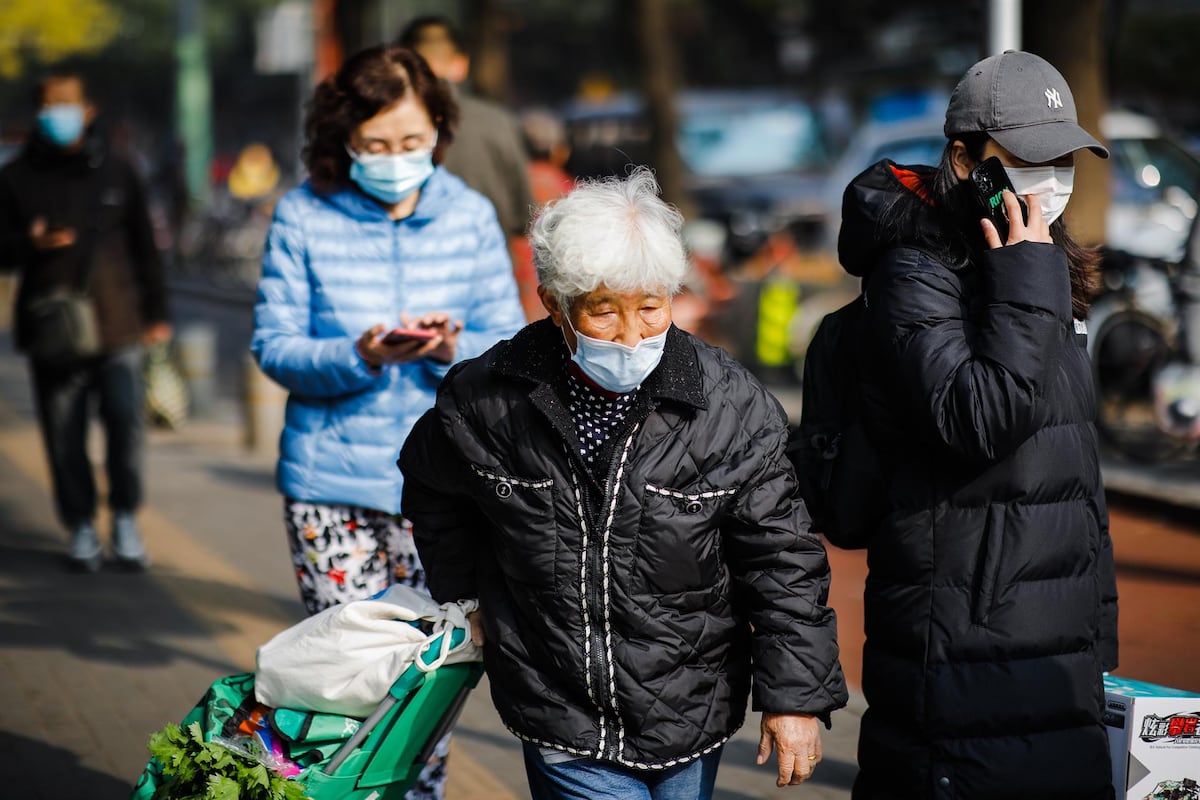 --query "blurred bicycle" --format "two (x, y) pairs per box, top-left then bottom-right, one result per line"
(1089, 238), (1200, 462)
